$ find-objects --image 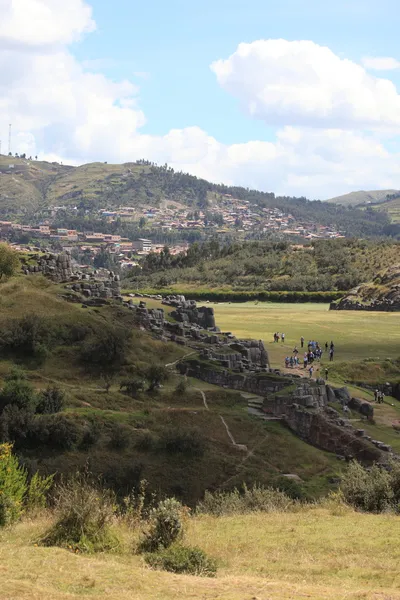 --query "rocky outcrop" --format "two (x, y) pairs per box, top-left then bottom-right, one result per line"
(22, 252), (73, 282)
(330, 264), (400, 311)
(163, 296), (216, 329)
(180, 361), (289, 394)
